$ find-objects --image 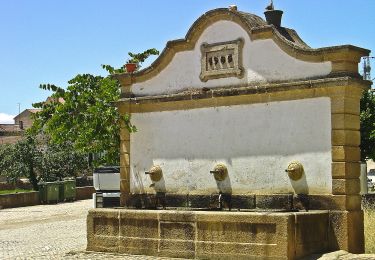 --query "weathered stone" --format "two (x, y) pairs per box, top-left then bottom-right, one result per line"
(298, 195), (362, 211)
(332, 146), (361, 162)
(332, 162), (360, 179)
(230, 194), (256, 209)
(165, 194), (188, 208)
(332, 179), (360, 195)
(331, 130), (360, 146)
(256, 194), (293, 210)
(87, 208), (331, 259)
(328, 210), (364, 254)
